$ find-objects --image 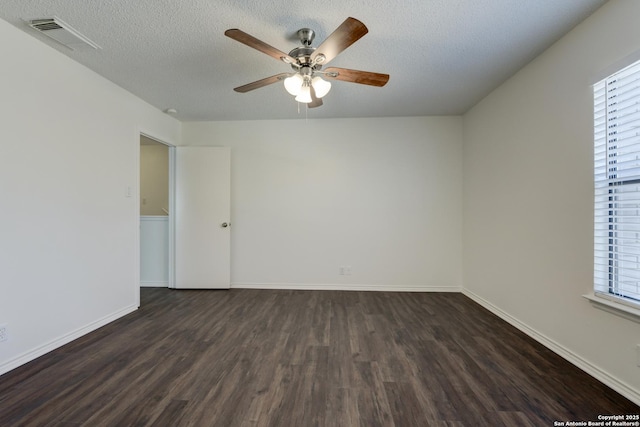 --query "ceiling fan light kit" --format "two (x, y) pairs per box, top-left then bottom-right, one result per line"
(284, 69), (332, 100)
(224, 17), (389, 109)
